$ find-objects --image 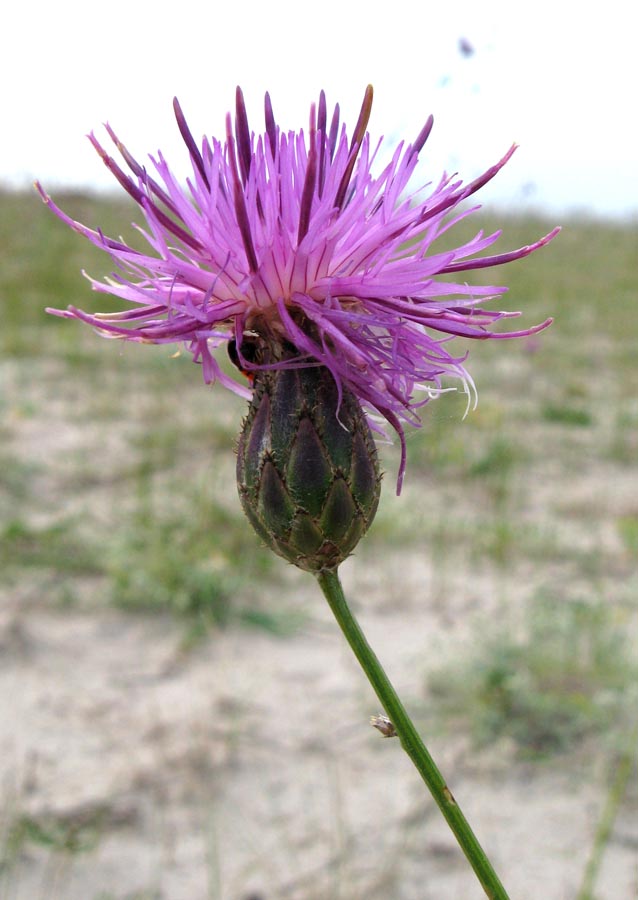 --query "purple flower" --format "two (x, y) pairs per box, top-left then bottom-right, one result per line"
(37, 86), (558, 491)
